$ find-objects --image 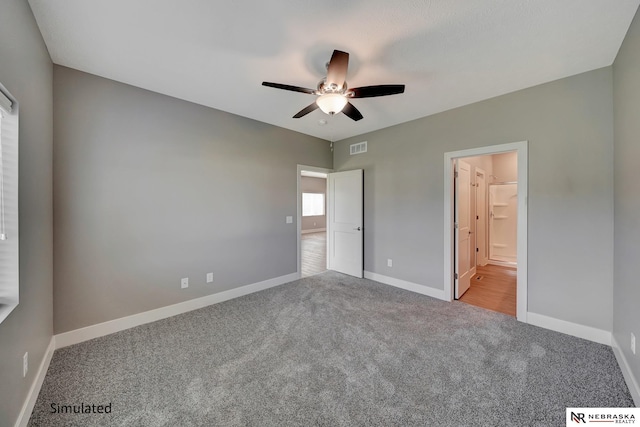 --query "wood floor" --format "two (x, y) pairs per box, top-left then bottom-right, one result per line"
(459, 264), (517, 317)
(301, 231), (326, 277)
